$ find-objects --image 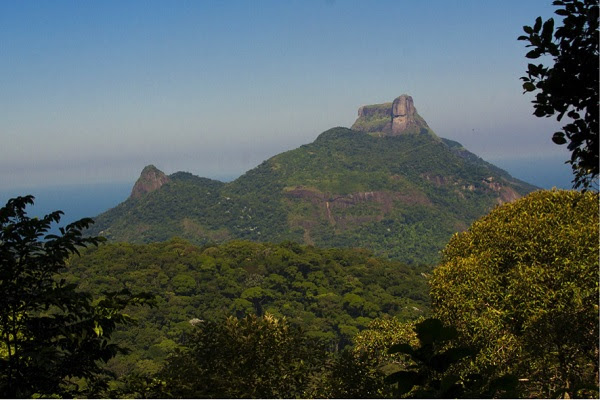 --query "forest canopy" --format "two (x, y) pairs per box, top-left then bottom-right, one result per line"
(430, 189), (599, 398)
(64, 238), (431, 377)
